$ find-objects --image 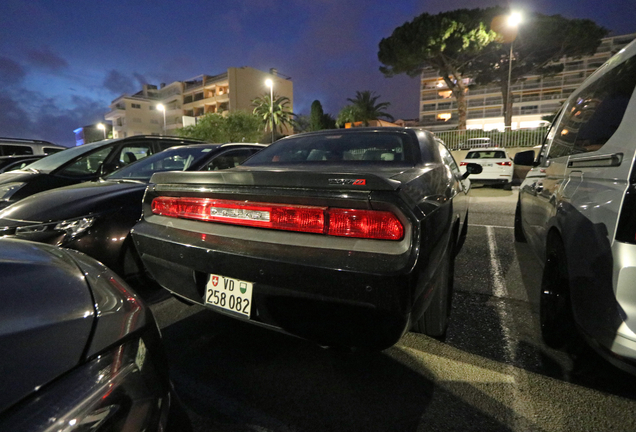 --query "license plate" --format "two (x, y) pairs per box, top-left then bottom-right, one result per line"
(205, 274), (253, 317)
(484, 163), (493, 167)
